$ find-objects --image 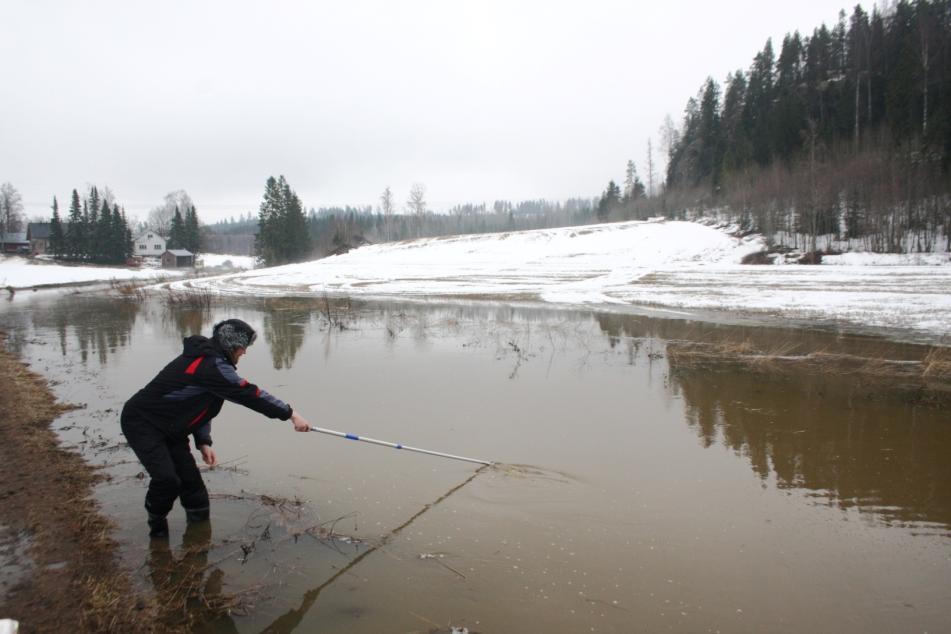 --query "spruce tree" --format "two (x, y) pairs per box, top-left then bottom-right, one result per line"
(255, 176), (285, 266)
(185, 205), (200, 253)
(168, 207), (185, 249)
(50, 197), (64, 258)
(98, 200), (112, 263)
(255, 175), (311, 266)
(280, 176), (311, 262)
(66, 189), (83, 260)
(116, 206), (133, 261)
